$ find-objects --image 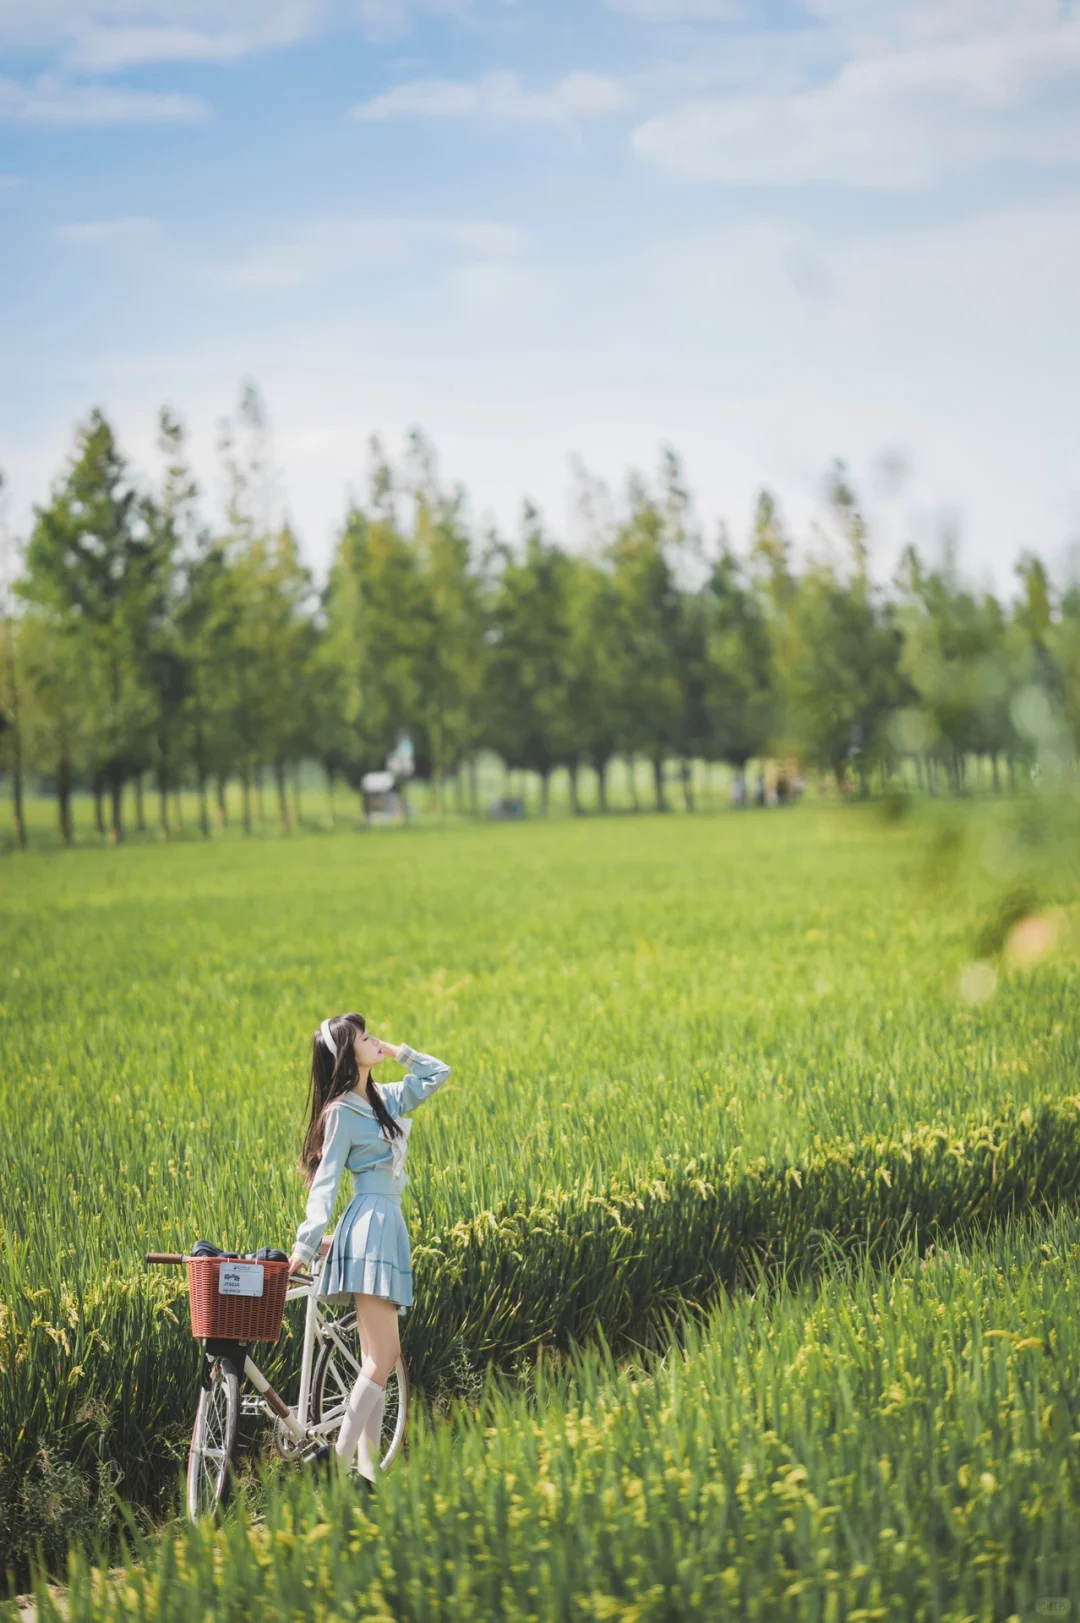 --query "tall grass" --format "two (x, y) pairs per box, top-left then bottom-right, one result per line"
(23, 1202), (1080, 1622)
(3, 798), (1079, 1576)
